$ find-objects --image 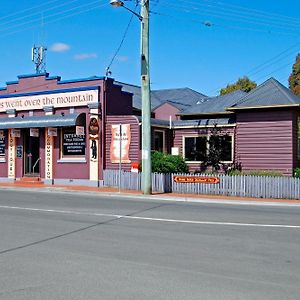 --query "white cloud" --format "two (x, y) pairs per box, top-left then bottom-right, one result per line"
(116, 55), (129, 62)
(74, 53), (98, 60)
(50, 42), (70, 53)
